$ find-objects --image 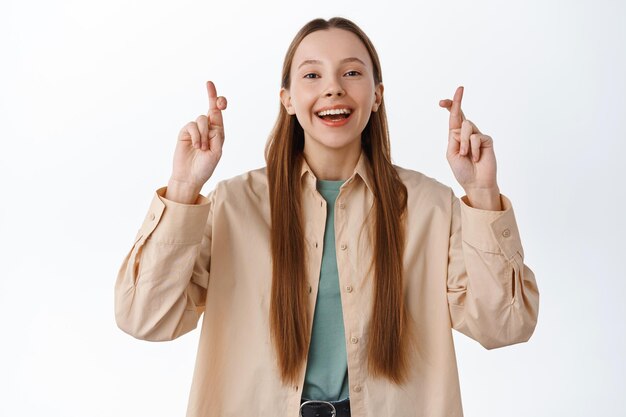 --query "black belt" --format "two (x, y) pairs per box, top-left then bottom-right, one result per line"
(299, 397), (350, 417)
